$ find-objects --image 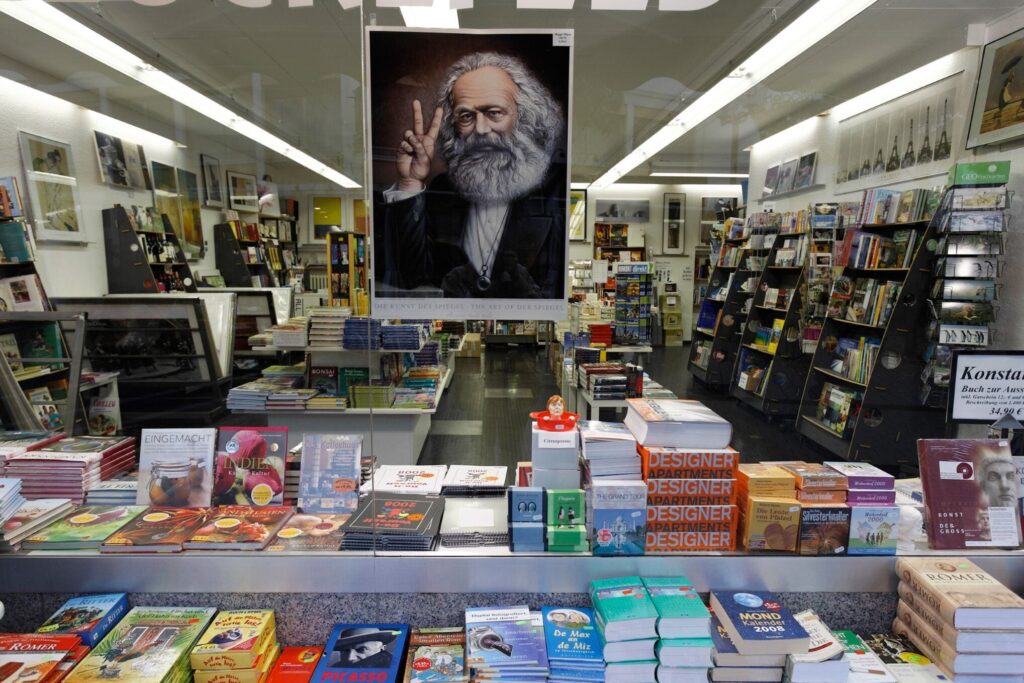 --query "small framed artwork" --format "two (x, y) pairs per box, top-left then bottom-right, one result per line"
(775, 158), (799, 195)
(569, 189), (587, 241)
(151, 160), (183, 238)
(93, 131), (150, 191)
(311, 195), (343, 241)
(176, 168), (204, 259)
(661, 192), (685, 255)
(200, 154), (223, 208)
(595, 198), (649, 223)
(794, 151), (818, 190)
(18, 131), (87, 243)
(967, 26), (1024, 148)
(701, 197), (737, 223)
(763, 164), (780, 197)
(227, 171), (259, 212)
